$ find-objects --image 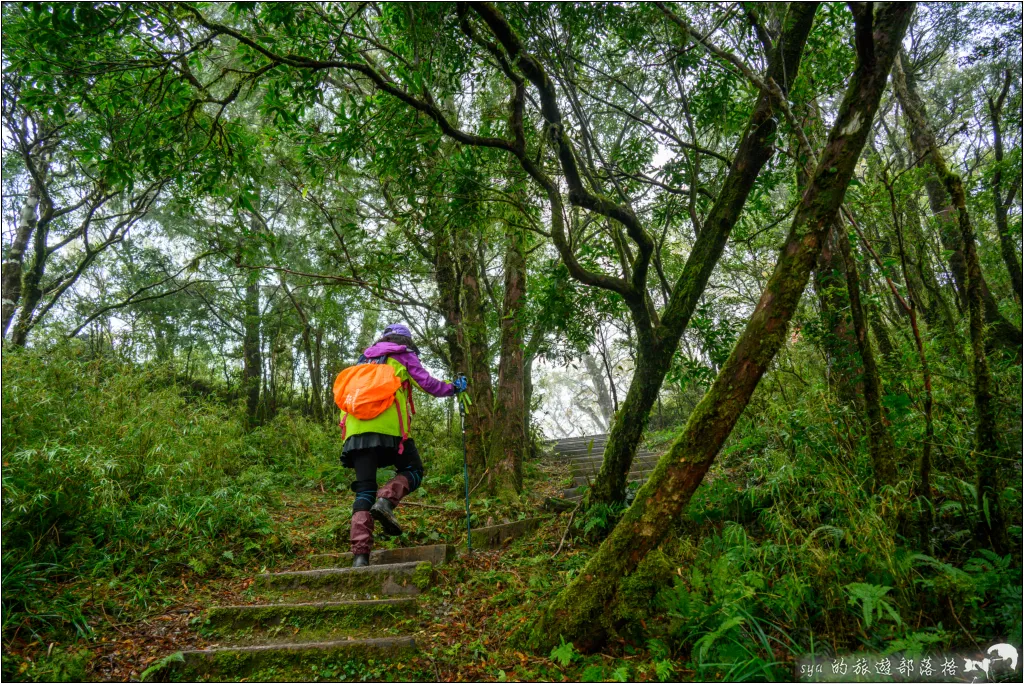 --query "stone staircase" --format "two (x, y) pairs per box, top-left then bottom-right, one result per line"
(549, 434), (662, 500)
(155, 544), (454, 681)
